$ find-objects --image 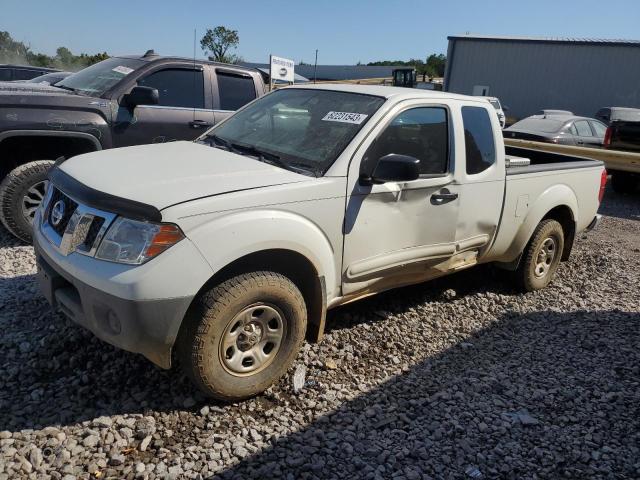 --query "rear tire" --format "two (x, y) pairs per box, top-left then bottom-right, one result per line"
(177, 271), (307, 401)
(0, 160), (54, 243)
(610, 171), (638, 195)
(517, 219), (564, 292)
